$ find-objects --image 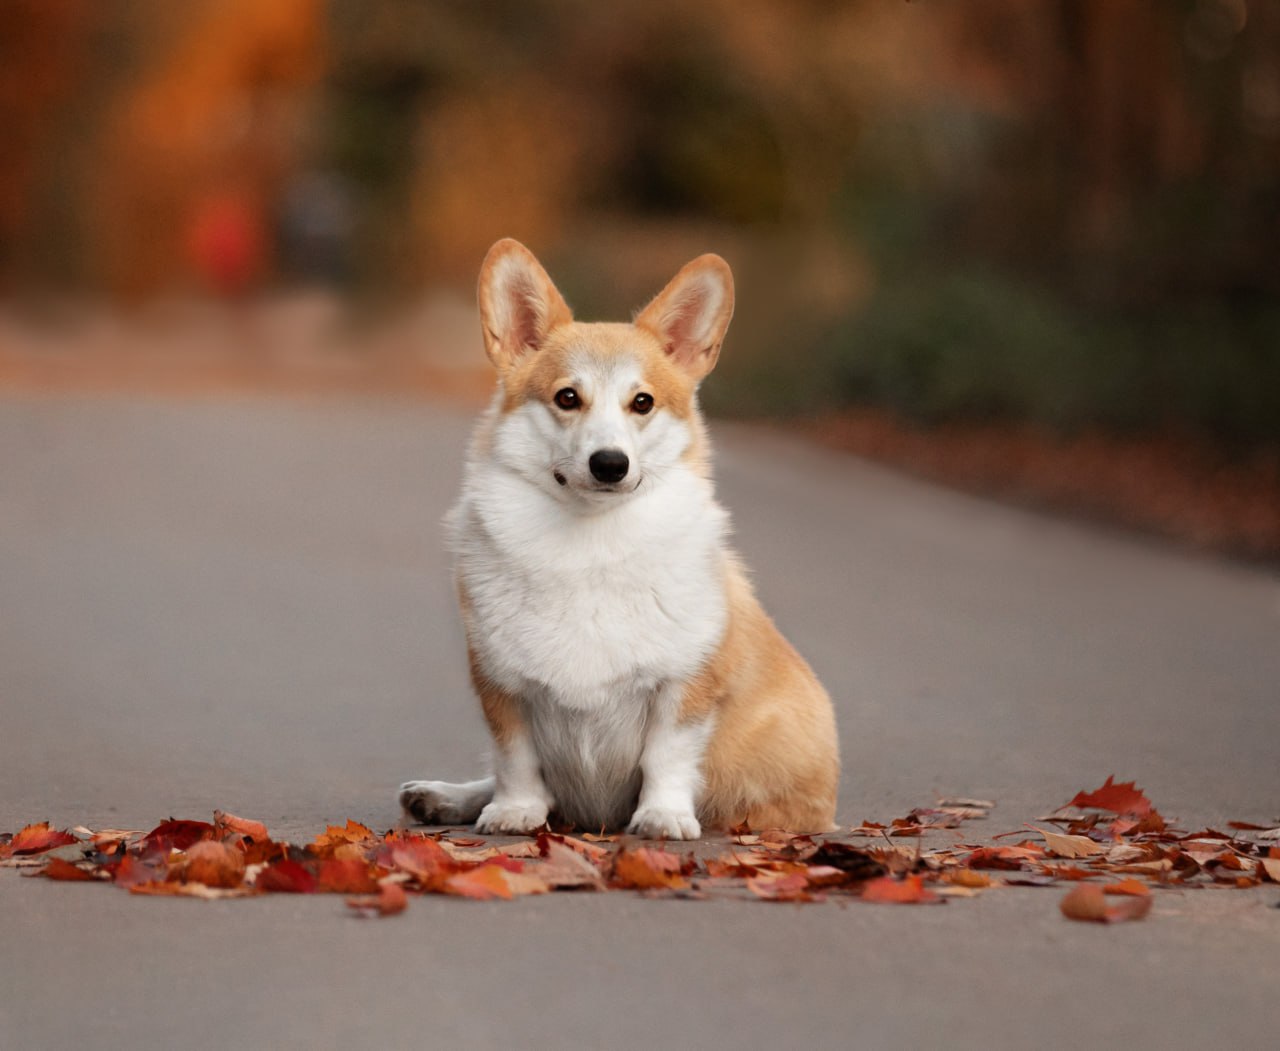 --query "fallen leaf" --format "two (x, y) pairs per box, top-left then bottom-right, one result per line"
(1260, 858), (1280, 883)
(40, 858), (101, 882)
(444, 863), (515, 900)
(804, 842), (886, 882)
(747, 871), (812, 901)
(1060, 883), (1152, 923)
(254, 859), (316, 893)
(347, 880), (408, 916)
(315, 858), (379, 894)
(860, 875), (941, 905)
(142, 820), (216, 852)
(1068, 776), (1153, 817)
(966, 845), (1044, 869)
(537, 841), (605, 890)
(944, 868), (993, 889)
(1033, 827), (1105, 859)
(182, 840), (246, 888)
(0, 822), (78, 859)
(610, 847), (691, 891)
(1102, 879), (1152, 897)
(213, 811), (270, 843)
(311, 820), (376, 857)
(130, 880), (260, 900)
(937, 797), (996, 810)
